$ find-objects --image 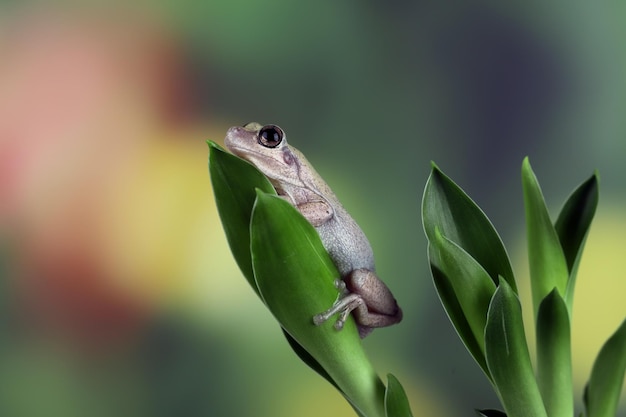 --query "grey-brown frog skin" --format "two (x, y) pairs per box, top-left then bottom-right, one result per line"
(225, 122), (402, 337)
